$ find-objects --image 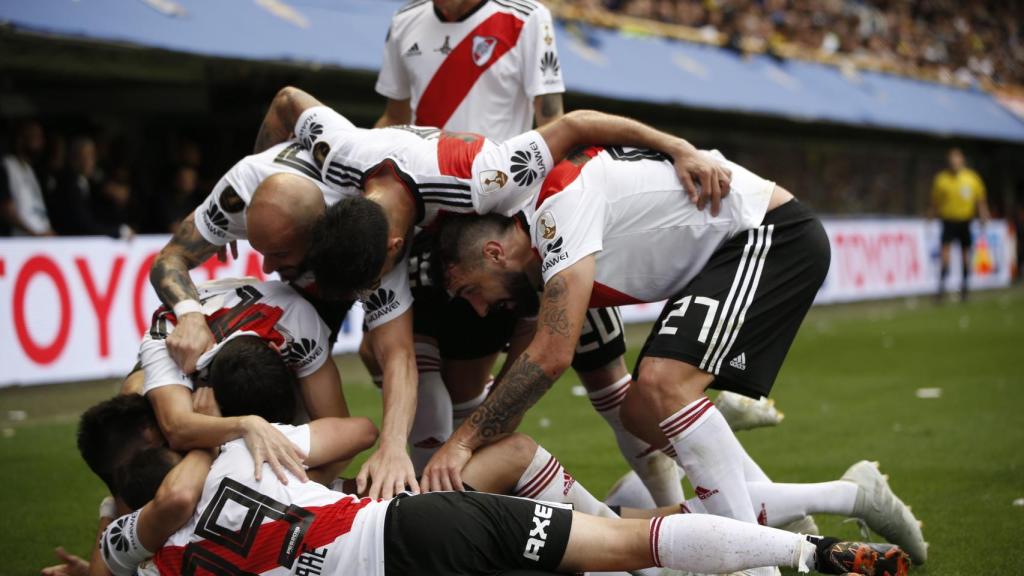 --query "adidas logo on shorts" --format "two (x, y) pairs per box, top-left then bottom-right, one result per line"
(729, 353), (747, 371)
